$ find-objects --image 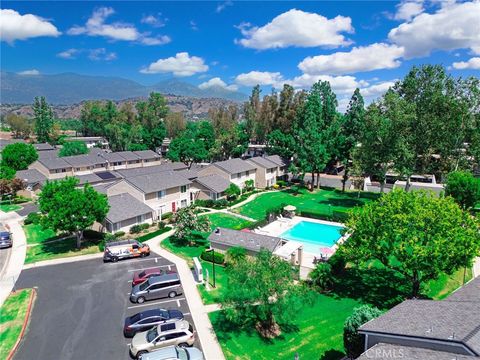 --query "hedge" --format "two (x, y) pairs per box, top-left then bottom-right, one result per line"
(136, 226), (172, 242)
(200, 249), (225, 264)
